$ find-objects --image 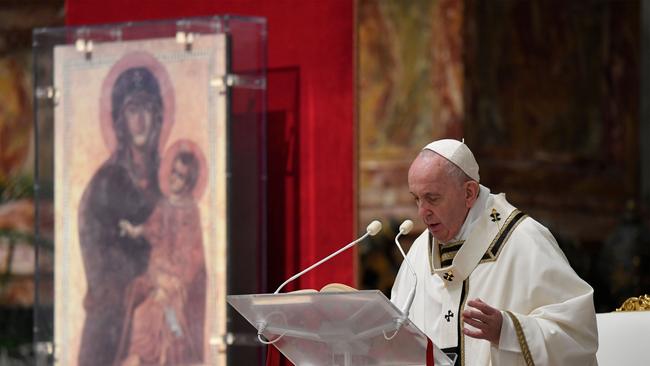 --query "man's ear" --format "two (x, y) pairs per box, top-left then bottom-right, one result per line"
(464, 180), (480, 208)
